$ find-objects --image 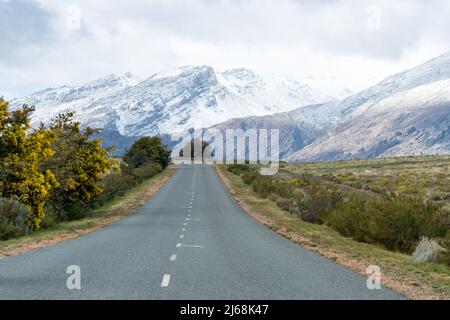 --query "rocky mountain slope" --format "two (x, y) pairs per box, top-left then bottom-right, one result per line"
(10, 66), (330, 138)
(290, 52), (450, 161)
(212, 52), (450, 161)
